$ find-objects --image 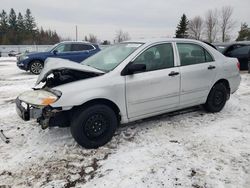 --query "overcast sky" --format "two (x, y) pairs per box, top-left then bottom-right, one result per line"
(1, 0), (250, 41)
